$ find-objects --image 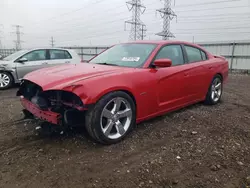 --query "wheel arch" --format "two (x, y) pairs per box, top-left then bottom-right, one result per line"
(215, 73), (223, 81)
(88, 87), (137, 112)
